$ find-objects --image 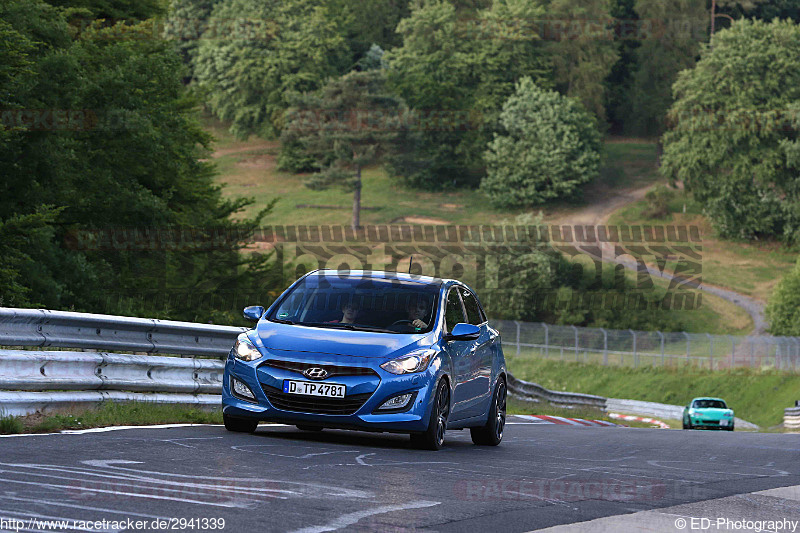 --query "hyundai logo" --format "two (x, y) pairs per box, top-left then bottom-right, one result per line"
(303, 367), (328, 380)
